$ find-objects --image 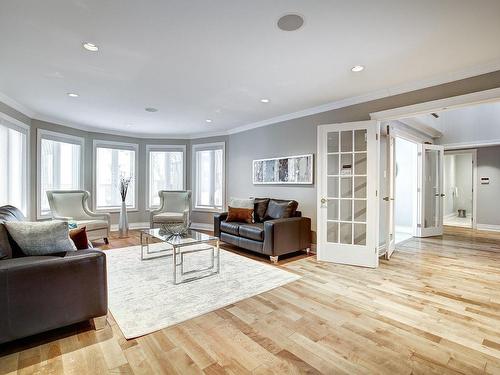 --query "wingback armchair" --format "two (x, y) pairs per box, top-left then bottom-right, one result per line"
(150, 190), (191, 228)
(46, 190), (111, 244)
